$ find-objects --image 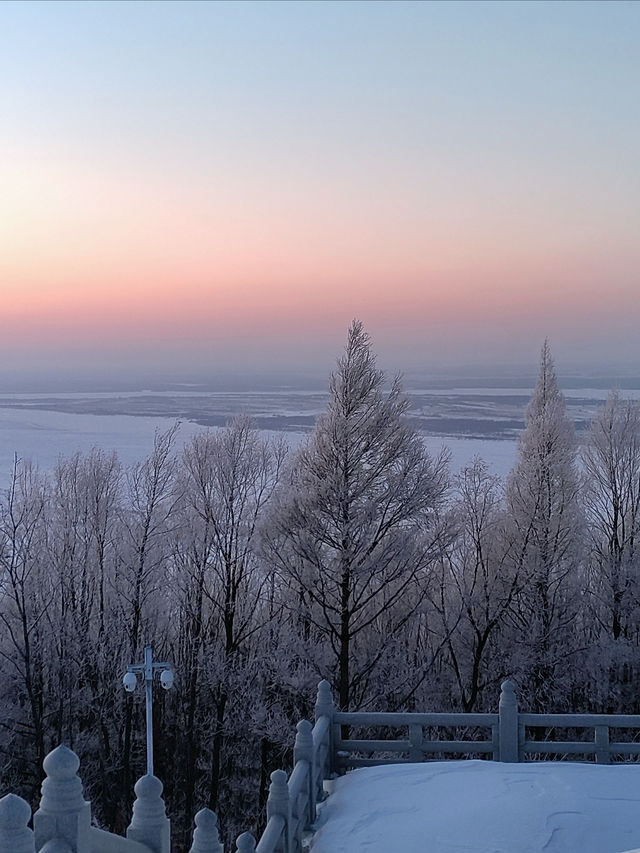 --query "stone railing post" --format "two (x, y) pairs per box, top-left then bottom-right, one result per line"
(189, 808), (223, 853)
(499, 680), (519, 763)
(0, 793), (35, 853)
(314, 680), (335, 777)
(33, 745), (92, 853)
(235, 832), (256, 852)
(126, 775), (170, 853)
(293, 719), (315, 825)
(267, 769), (290, 853)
